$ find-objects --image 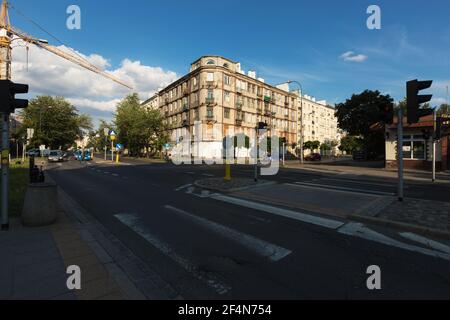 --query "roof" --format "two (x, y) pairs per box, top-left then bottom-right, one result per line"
(371, 114), (435, 131)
